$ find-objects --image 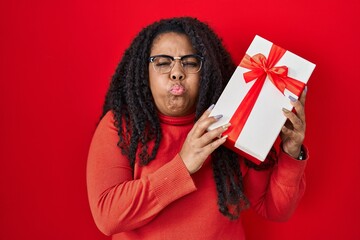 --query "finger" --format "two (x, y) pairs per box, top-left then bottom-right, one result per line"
(197, 123), (231, 146)
(299, 86), (307, 106)
(281, 125), (304, 145)
(192, 114), (224, 138)
(281, 125), (295, 138)
(201, 135), (228, 157)
(198, 104), (215, 121)
(188, 104), (215, 136)
(289, 96), (306, 123)
(284, 119), (294, 130)
(282, 108), (304, 132)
